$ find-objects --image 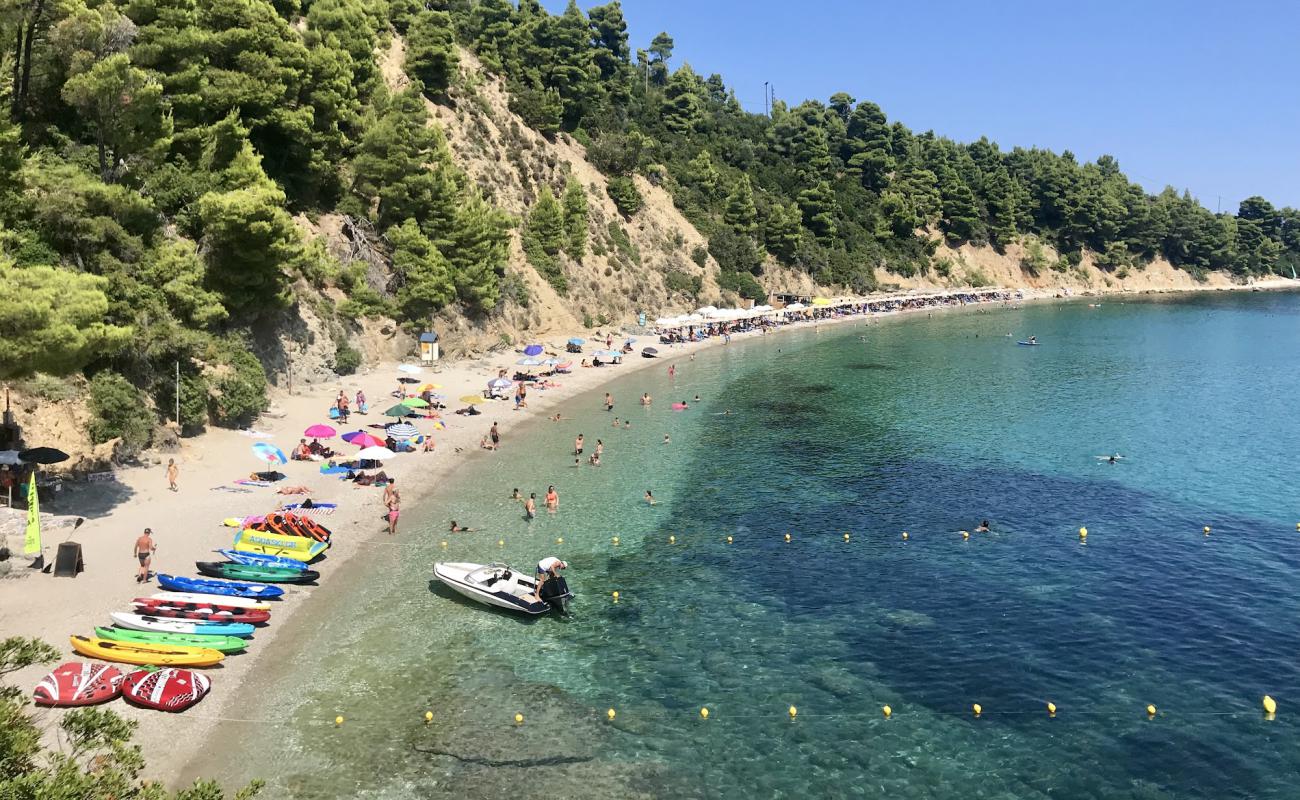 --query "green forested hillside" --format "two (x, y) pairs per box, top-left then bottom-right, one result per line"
(1, 0), (1296, 446)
